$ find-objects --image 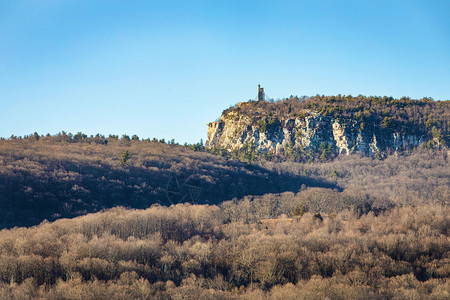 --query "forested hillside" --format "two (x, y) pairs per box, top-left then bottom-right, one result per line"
(0, 135), (333, 228)
(1, 133), (448, 228)
(0, 203), (448, 299)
